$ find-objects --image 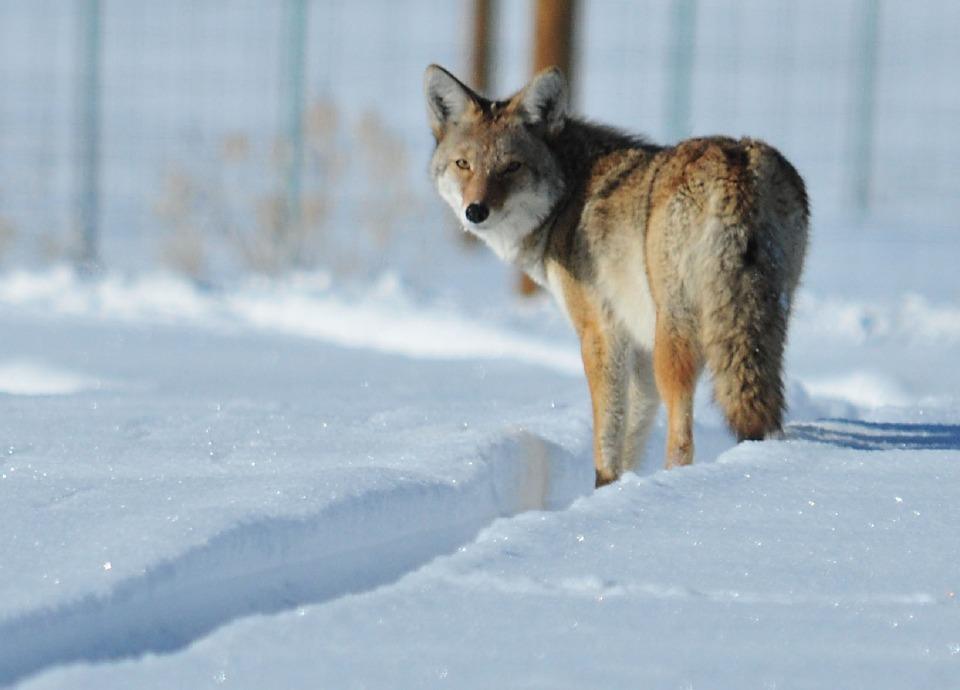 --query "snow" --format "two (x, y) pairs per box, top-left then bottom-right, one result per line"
(0, 271), (593, 687)
(0, 360), (107, 396)
(1, 221), (959, 689)
(0, 267), (582, 373)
